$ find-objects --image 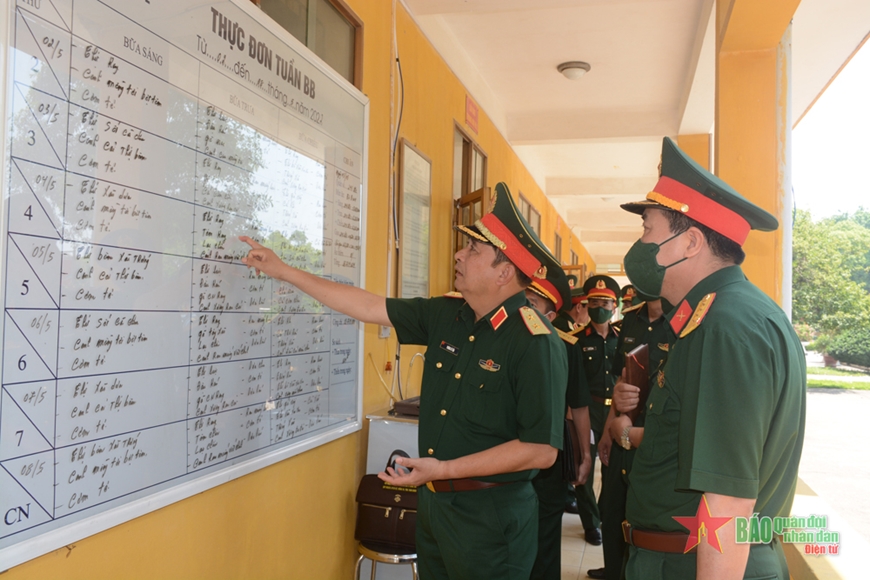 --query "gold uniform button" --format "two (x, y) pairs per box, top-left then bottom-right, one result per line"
(648, 326), (653, 331)
(649, 403), (653, 409)
(621, 469), (626, 475)
(436, 362), (442, 369)
(455, 373), (461, 379)
(428, 448), (434, 455)
(440, 409), (447, 416)
(469, 335), (475, 342)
